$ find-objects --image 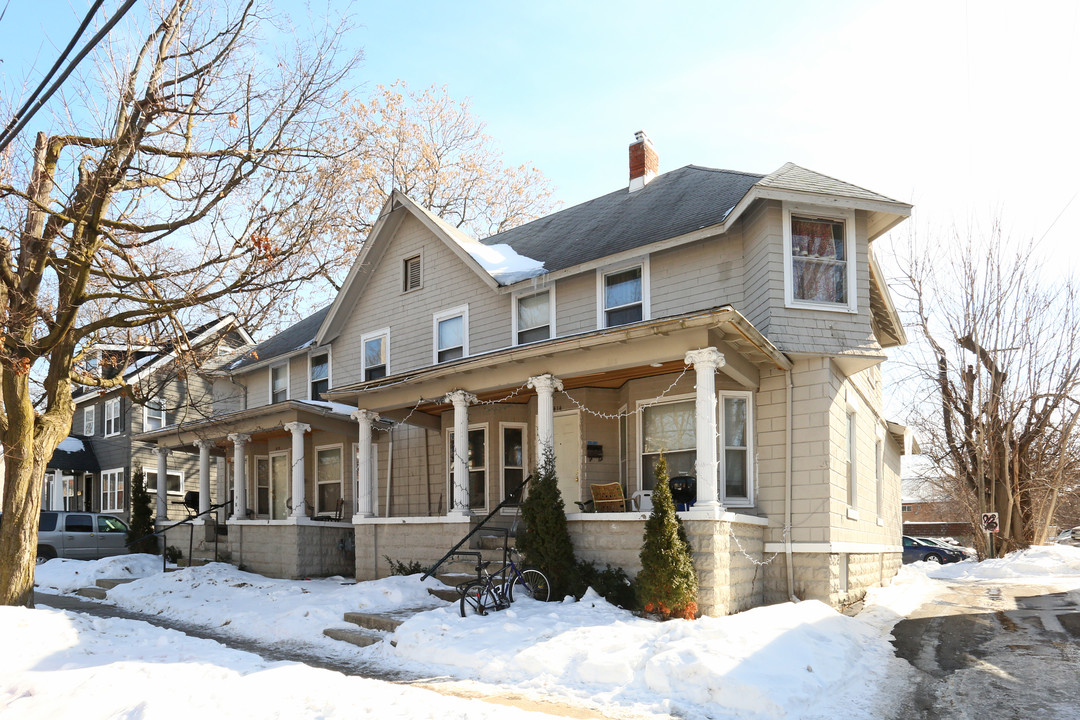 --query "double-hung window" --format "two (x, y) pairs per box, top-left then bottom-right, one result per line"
(100, 468), (124, 512)
(144, 467), (183, 496)
(270, 363), (289, 403)
(144, 398), (166, 431)
(721, 392), (752, 504)
(434, 306), (468, 364)
(501, 424), (526, 506)
(784, 205), (856, 311)
(846, 410), (858, 508)
(310, 351), (330, 399)
(599, 261), (648, 328)
(448, 426), (486, 511)
(640, 397), (697, 490)
(514, 290), (552, 344)
(315, 446), (343, 515)
(83, 406), (95, 436)
(361, 330), (388, 381)
(104, 398), (121, 437)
